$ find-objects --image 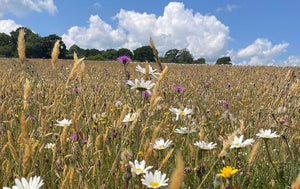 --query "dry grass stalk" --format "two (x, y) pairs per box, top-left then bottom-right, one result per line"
(218, 130), (238, 158)
(144, 61), (150, 80)
(159, 148), (174, 170)
(292, 173), (300, 189)
(22, 142), (31, 175)
(69, 166), (75, 186)
(248, 141), (261, 169)
(65, 57), (84, 87)
(60, 125), (68, 154)
(0, 143), (8, 160)
(168, 151), (185, 189)
(149, 37), (163, 71)
(117, 104), (128, 127)
(150, 66), (168, 109)
(79, 61), (85, 83)
(21, 112), (29, 140)
(8, 142), (18, 161)
(18, 28), (26, 68)
(23, 78), (31, 110)
(61, 167), (71, 189)
(51, 40), (60, 68)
